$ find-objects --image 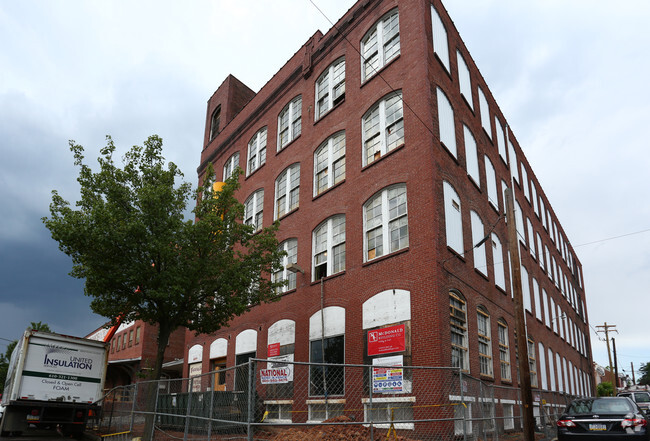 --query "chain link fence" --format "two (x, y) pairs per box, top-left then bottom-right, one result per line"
(89, 359), (579, 441)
